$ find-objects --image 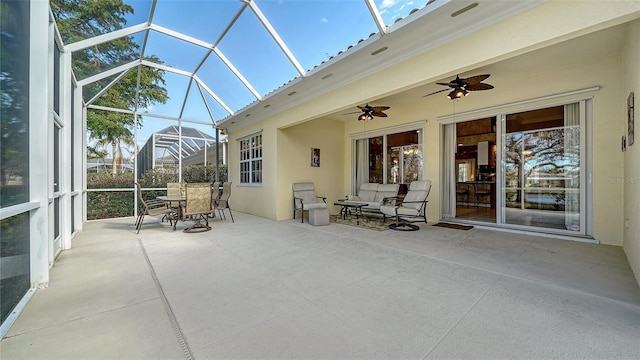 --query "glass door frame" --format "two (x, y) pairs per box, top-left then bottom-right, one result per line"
(440, 93), (593, 238)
